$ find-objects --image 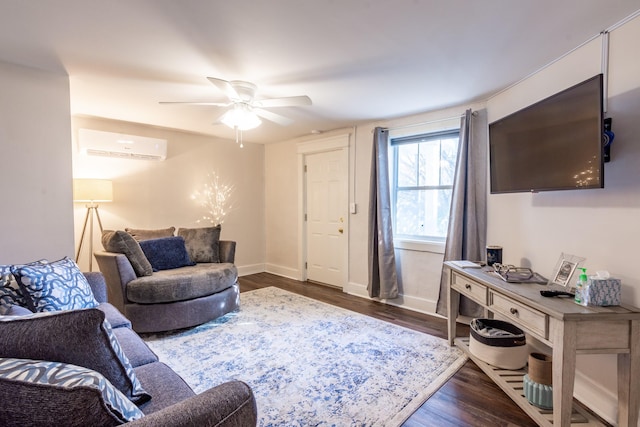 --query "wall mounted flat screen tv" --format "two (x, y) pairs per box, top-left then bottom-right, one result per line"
(489, 74), (604, 194)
